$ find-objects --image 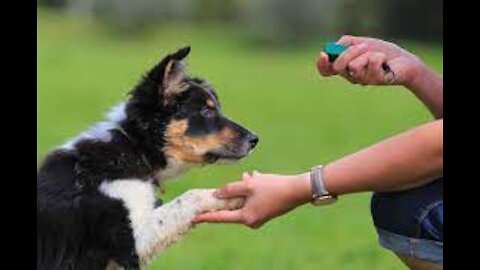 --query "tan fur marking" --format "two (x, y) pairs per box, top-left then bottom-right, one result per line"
(165, 119), (236, 163)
